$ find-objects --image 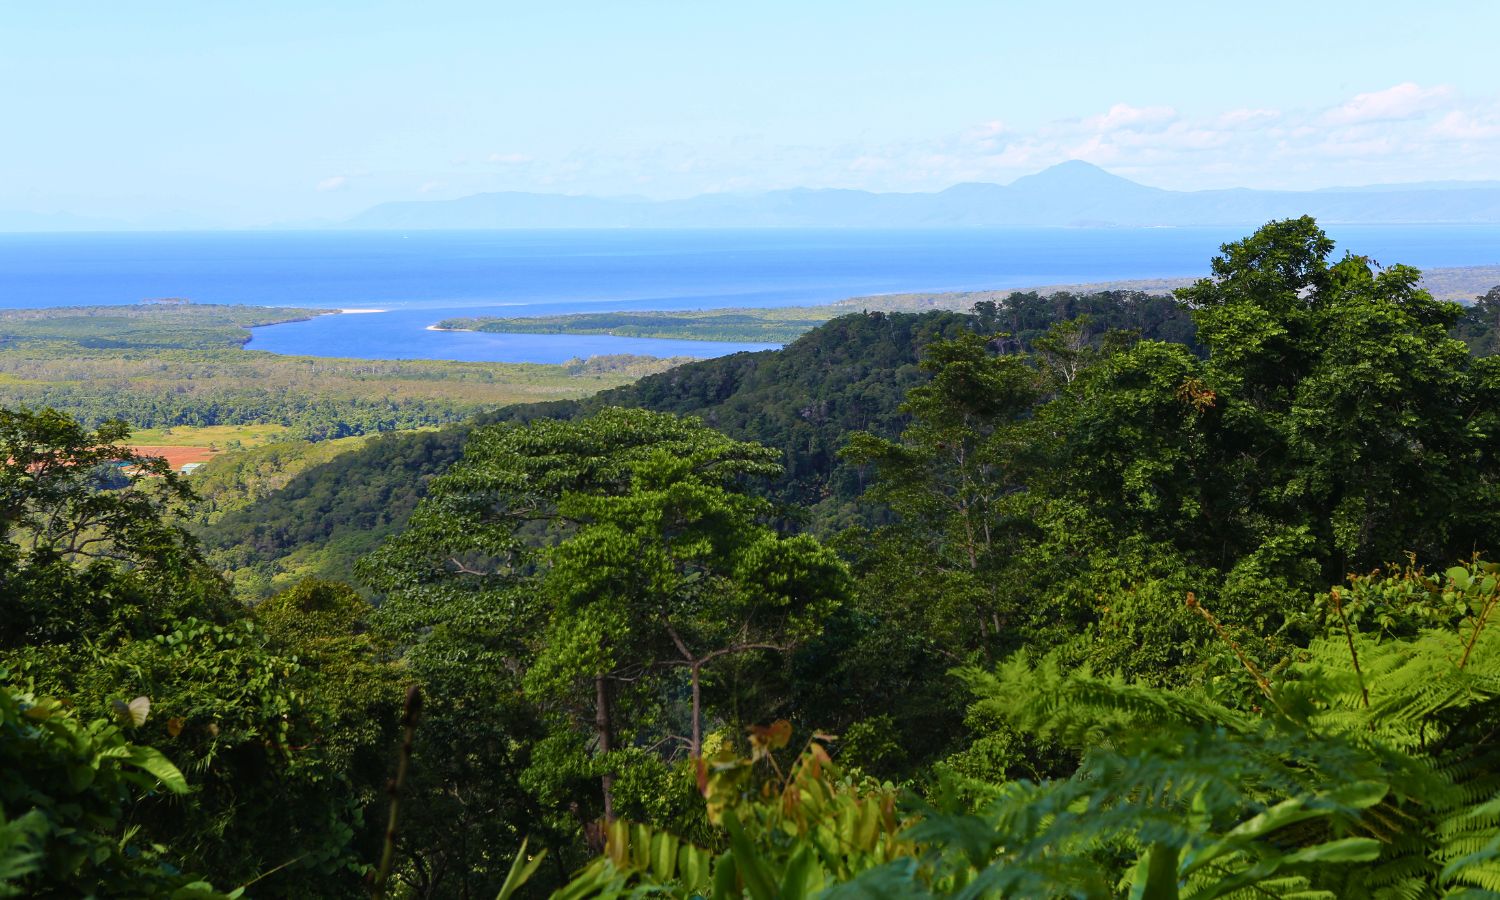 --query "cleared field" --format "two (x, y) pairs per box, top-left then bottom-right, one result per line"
(128, 424), (292, 448)
(128, 445), (219, 470)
